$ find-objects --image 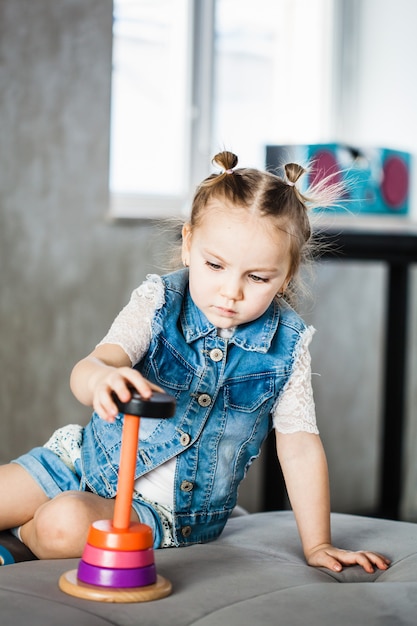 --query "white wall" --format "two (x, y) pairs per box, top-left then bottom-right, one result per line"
(338, 0), (417, 216)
